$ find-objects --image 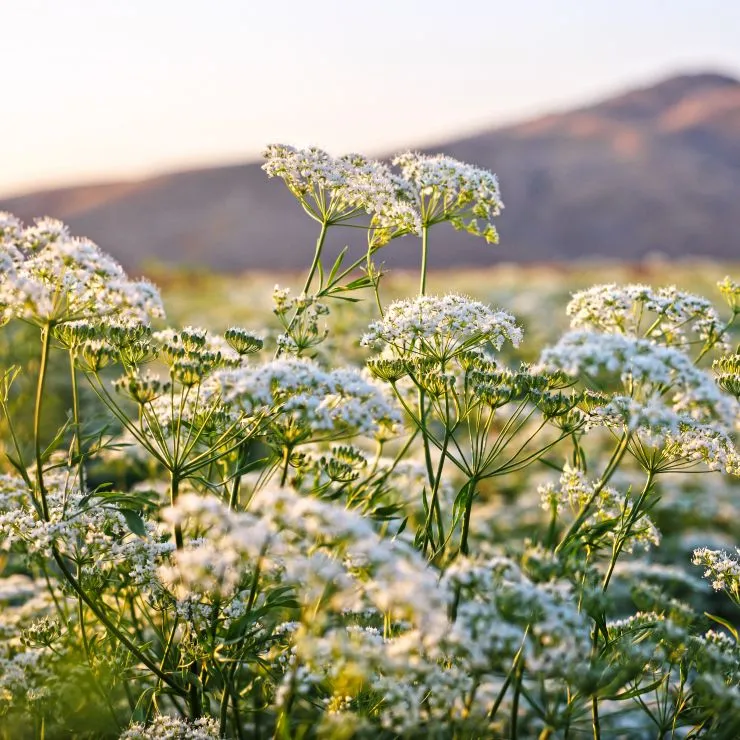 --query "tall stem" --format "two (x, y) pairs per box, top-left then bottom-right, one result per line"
(51, 550), (186, 695)
(459, 477), (478, 556)
(591, 692), (601, 740)
(169, 470), (202, 718)
(69, 351), (85, 489)
(602, 470), (656, 592)
(229, 442), (248, 511)
(34, 324), (52, 520)
(280, 446), (291, 488)
(302, 220), (329, 296)
(170, 470), (184, 550)
(419, 224), (430, 296)
(277, 221), (330, 358)
(555, 433), (630, 554)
